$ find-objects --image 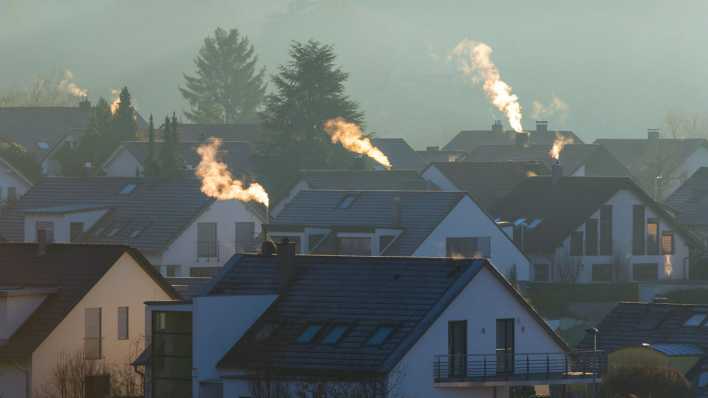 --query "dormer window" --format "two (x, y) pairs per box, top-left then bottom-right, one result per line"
(366, 325), (395, 346)
(684, 313), (706, 327)
(119, 184), (136, 194)
(37, 142), (50, 150)
(337, 194), (357, 209)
